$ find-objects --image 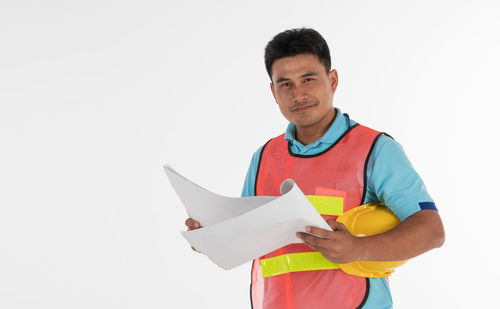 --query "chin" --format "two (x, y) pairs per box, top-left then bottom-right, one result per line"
(293, 118), (317, 128)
